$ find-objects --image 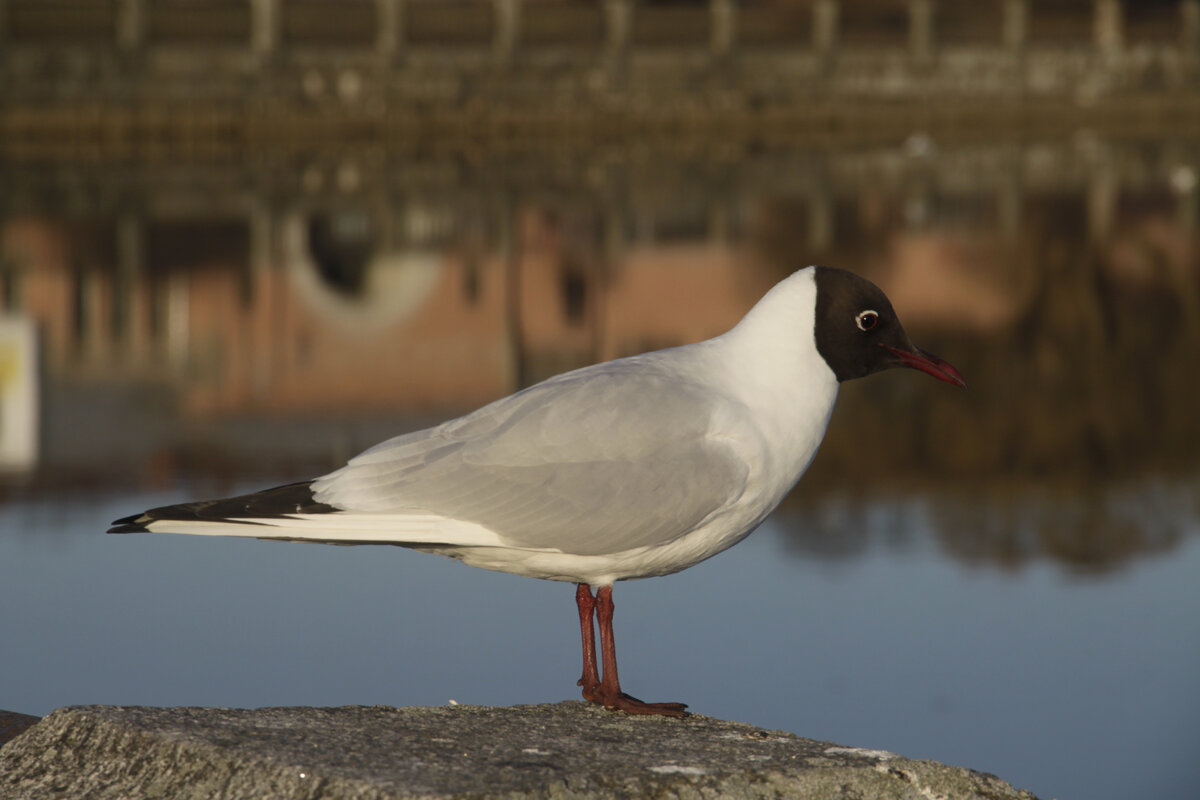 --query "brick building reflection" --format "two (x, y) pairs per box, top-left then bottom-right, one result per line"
(0, 203), (775, 421)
